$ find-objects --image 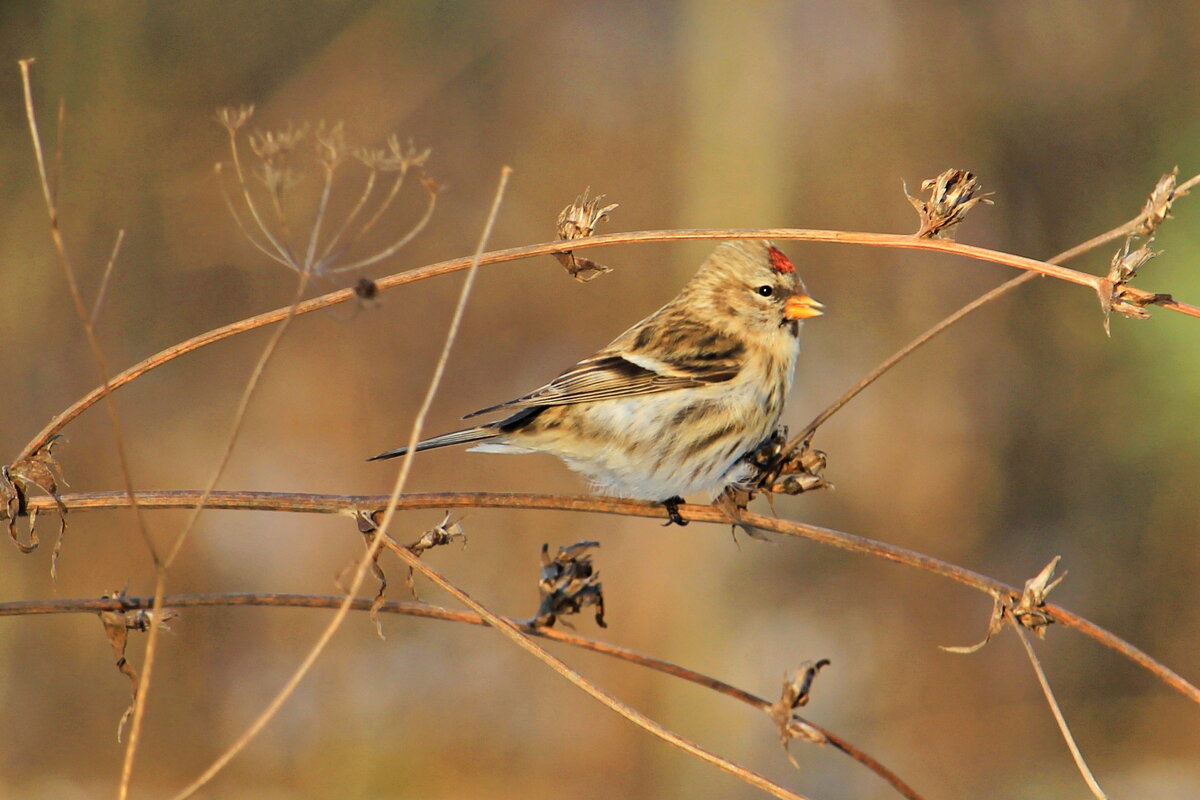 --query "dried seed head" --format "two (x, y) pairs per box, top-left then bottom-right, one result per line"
(314, 121), (348, 170)
(1099, 236), (1162, 335)
(768, 660), (832, 767)
(532, 541), (606, 628)
(906, 169), (993, 240)
(1011, 556), (1063, 638)
(555, 187), (618, 282)
(1137, 167), (1182, 236)
(409, 511), (467, 556)
(216, 104), (255, 133)
(249, 121), (309, 163)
